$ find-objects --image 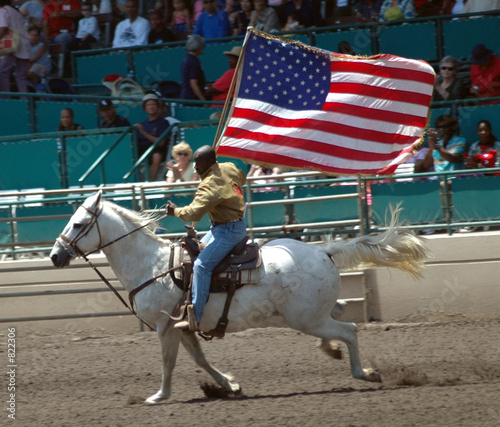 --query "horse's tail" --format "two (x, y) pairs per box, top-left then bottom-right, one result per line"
(323, 207), (430, 279)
